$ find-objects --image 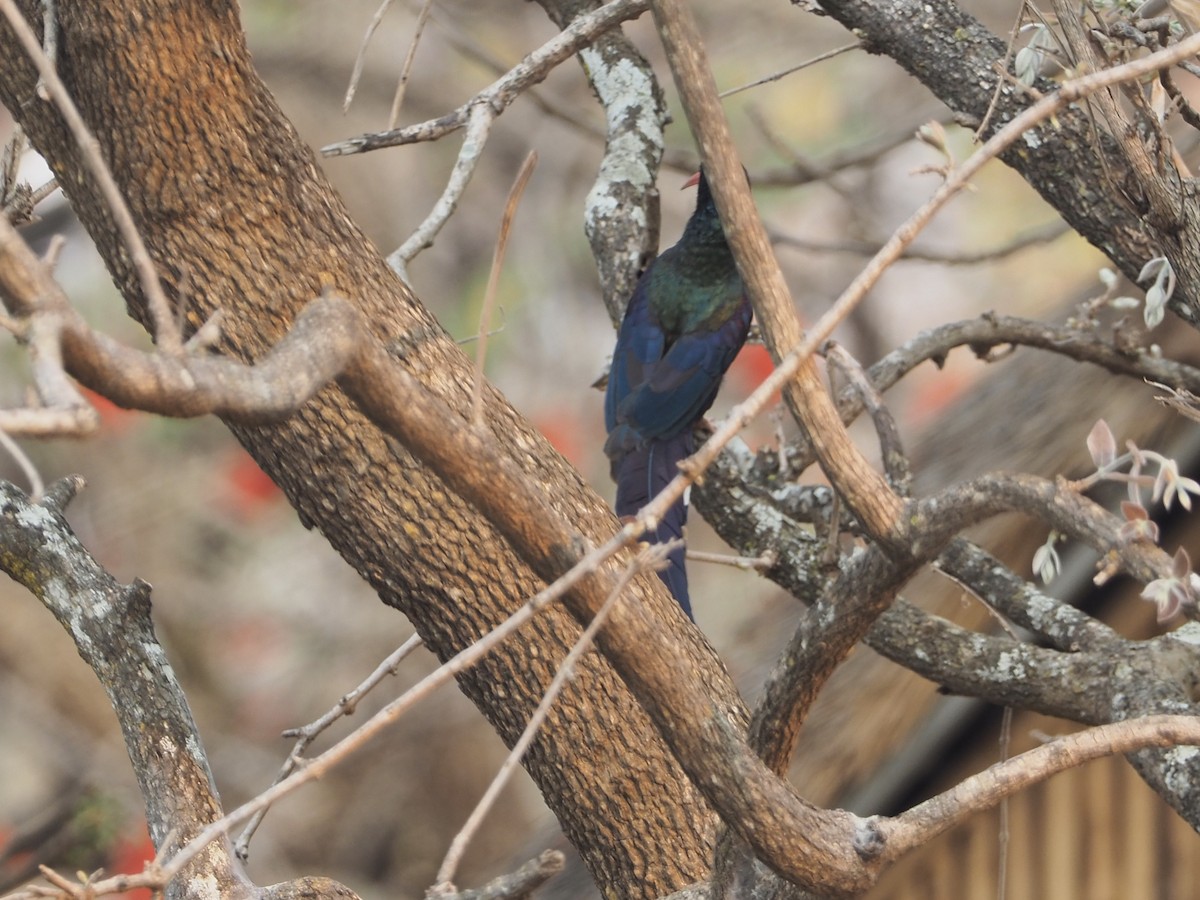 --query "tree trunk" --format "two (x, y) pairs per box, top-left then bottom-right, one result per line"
(0, 3), (745, 895)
